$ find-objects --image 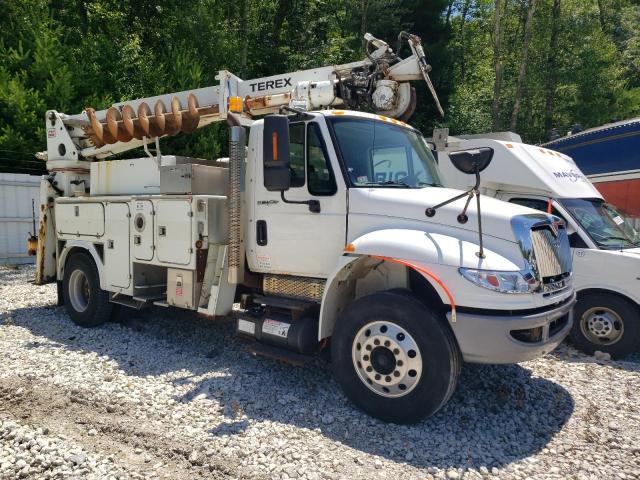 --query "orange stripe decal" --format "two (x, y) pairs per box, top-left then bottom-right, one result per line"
(373, 255), (457, 323)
